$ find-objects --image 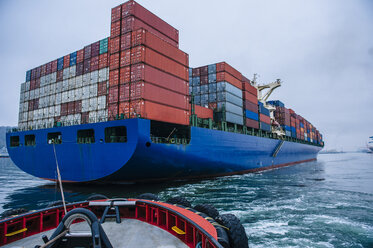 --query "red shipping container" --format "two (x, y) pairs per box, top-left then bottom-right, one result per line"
(260, 114), (271, 125)
(130, 81), (188, 110)
(41, 64), (47, 76)
(34, 99), (39, 109)
(131, 46), (188, 81)
(108, 103), (118, 119)
(83, 59), (91, 73)
(242, 91), (257, 104)
(200, 75), (208, 85)
(110, 36), (120, 54)
(81, 112), (89, 124)
(120, 50), (131, 67)
(46, 62), (52, 74)
(99, 53), (108, 69)
(109, 53), (120, 70)
(217, 72), (242, 89)
(30, 80), (35, 90)
(120, 67), (131, 84)
(77, 49), (84, 63)
(28, 100), (34, 111)
(246, 118), (259, 129)
(121, 16), (178, 47)
(118, 101), (130, 116)
(130, 29), (188, 66)
(109, 69), (119, 87)
(97, 82), (107, 96)
(216, 62), (242, 81)
(67, 102), (75, 115)
(242, 82), (257, 96)
(200, 66), (208, 76)
(63, 54), (70, 68)
(111, 5), (122, 23)
(91, 41), (100, 57)
(120, 33), (131, 50)
(121, 0), (179, 44)
(242, 75), (251, 84)
(244, 100), (258, 113)
(51, 60), (58, 73)
(84, 45), (91, 60)
(61, 103), (68, 116)
(130, 100), (189, 125)
(194, 105), (213, 119)
(36, 66), (41, 78)
(90, 56), (99, 71)
(75, 100), (82, 113)
(35, 78), (40, 88)
(108, 86), (119, 104)
(111, 20), (121, 38)
(192, 68), (200, 77)
(119, 83), (130, 102)
(131, 63), (188, 95)
(57, 70), (63, 82)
